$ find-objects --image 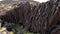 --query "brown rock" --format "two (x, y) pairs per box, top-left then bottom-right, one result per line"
(0, 0), (60, 34)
